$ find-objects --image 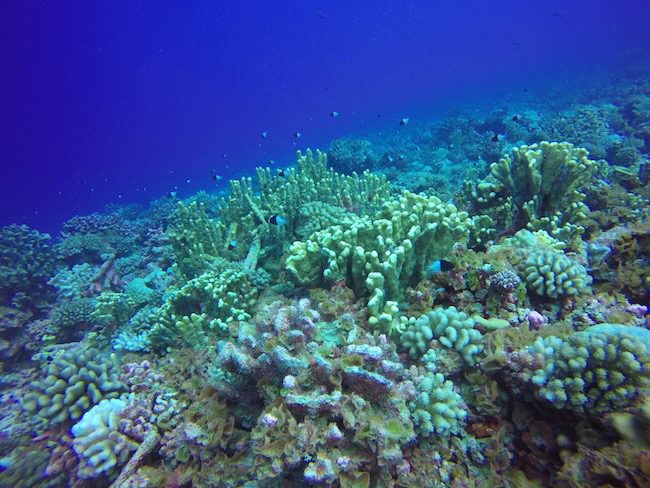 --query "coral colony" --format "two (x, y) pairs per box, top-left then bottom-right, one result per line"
(1, 80), (650, 487)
